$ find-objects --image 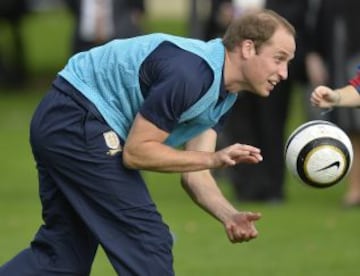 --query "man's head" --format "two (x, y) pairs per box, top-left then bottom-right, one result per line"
(222, 9), (296, 96)
(223, 9), (295, 52)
